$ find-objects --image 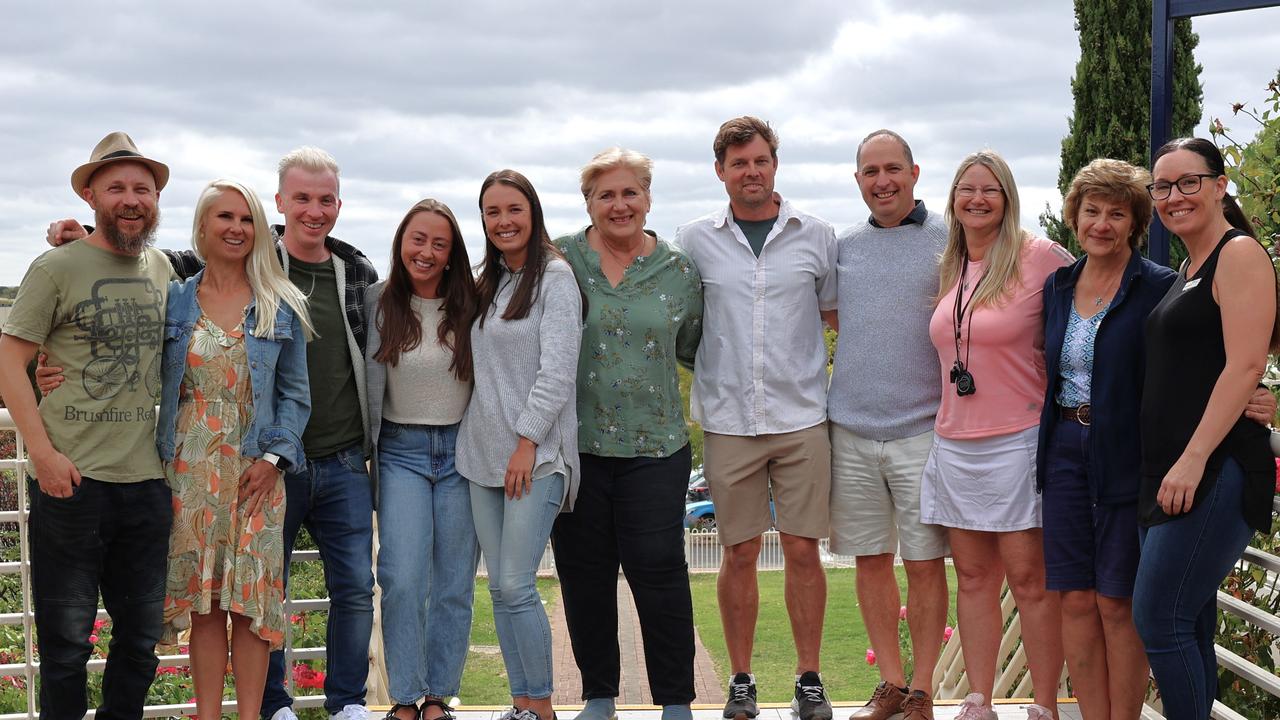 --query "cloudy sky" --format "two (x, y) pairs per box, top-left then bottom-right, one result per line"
(2, 1), (1278, 285)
